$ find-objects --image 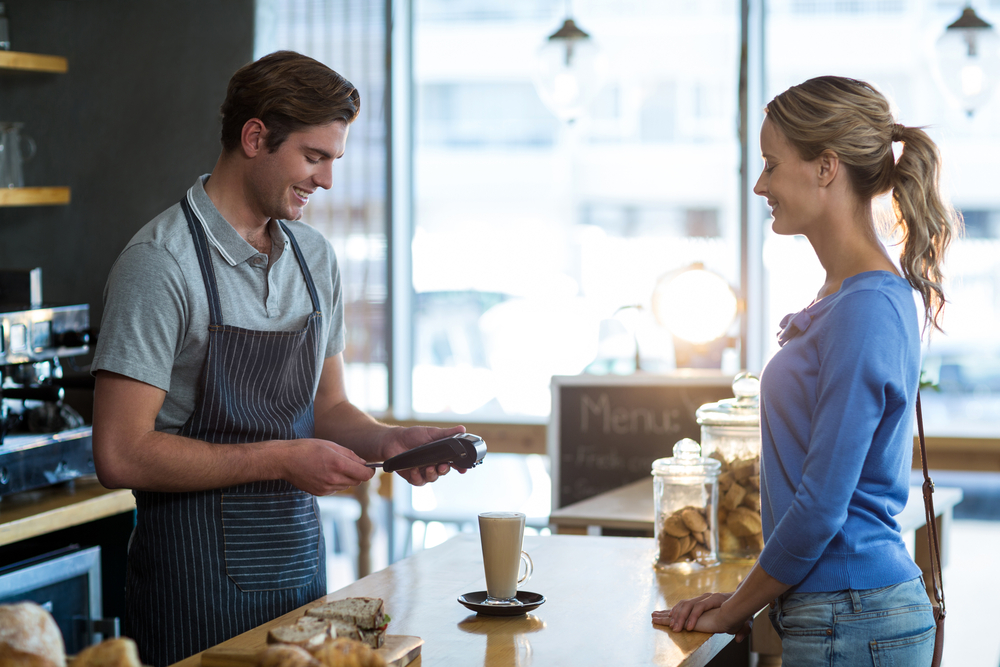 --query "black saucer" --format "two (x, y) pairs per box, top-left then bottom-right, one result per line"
(458, 591), (545, 616)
